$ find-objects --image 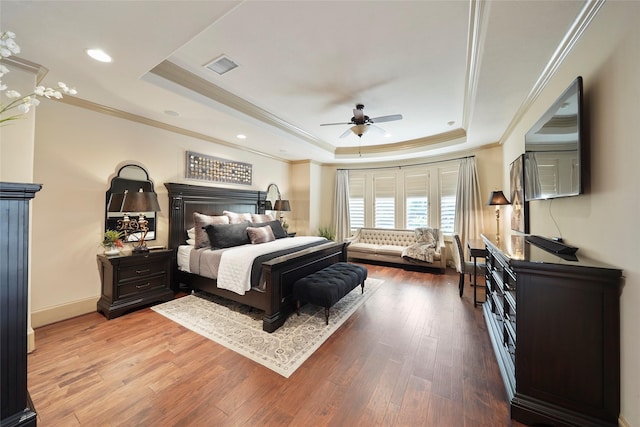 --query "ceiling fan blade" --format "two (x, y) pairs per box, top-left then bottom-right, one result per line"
(370, 114), (403, 123)
(320, 122), (352, 126)
(368, 124), (386, 135)
(339, 128), (353, 138)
